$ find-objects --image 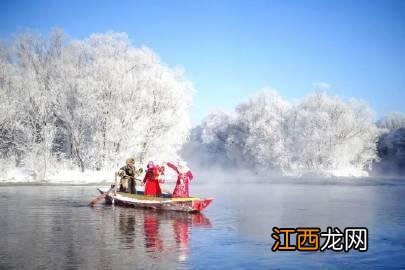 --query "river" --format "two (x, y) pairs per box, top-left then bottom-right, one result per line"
(0, 177), (404, 269)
